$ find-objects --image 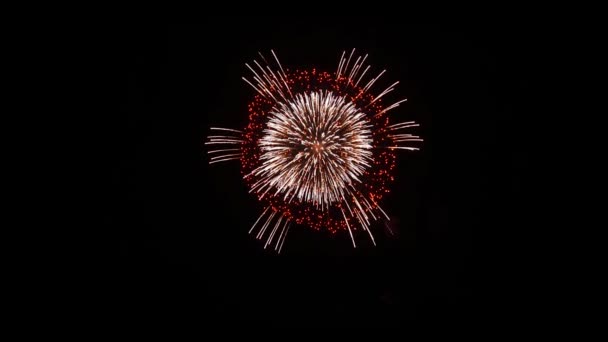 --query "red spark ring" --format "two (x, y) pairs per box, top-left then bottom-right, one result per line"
(241, 70), (395, 234)
(206, 49), (422, 252)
